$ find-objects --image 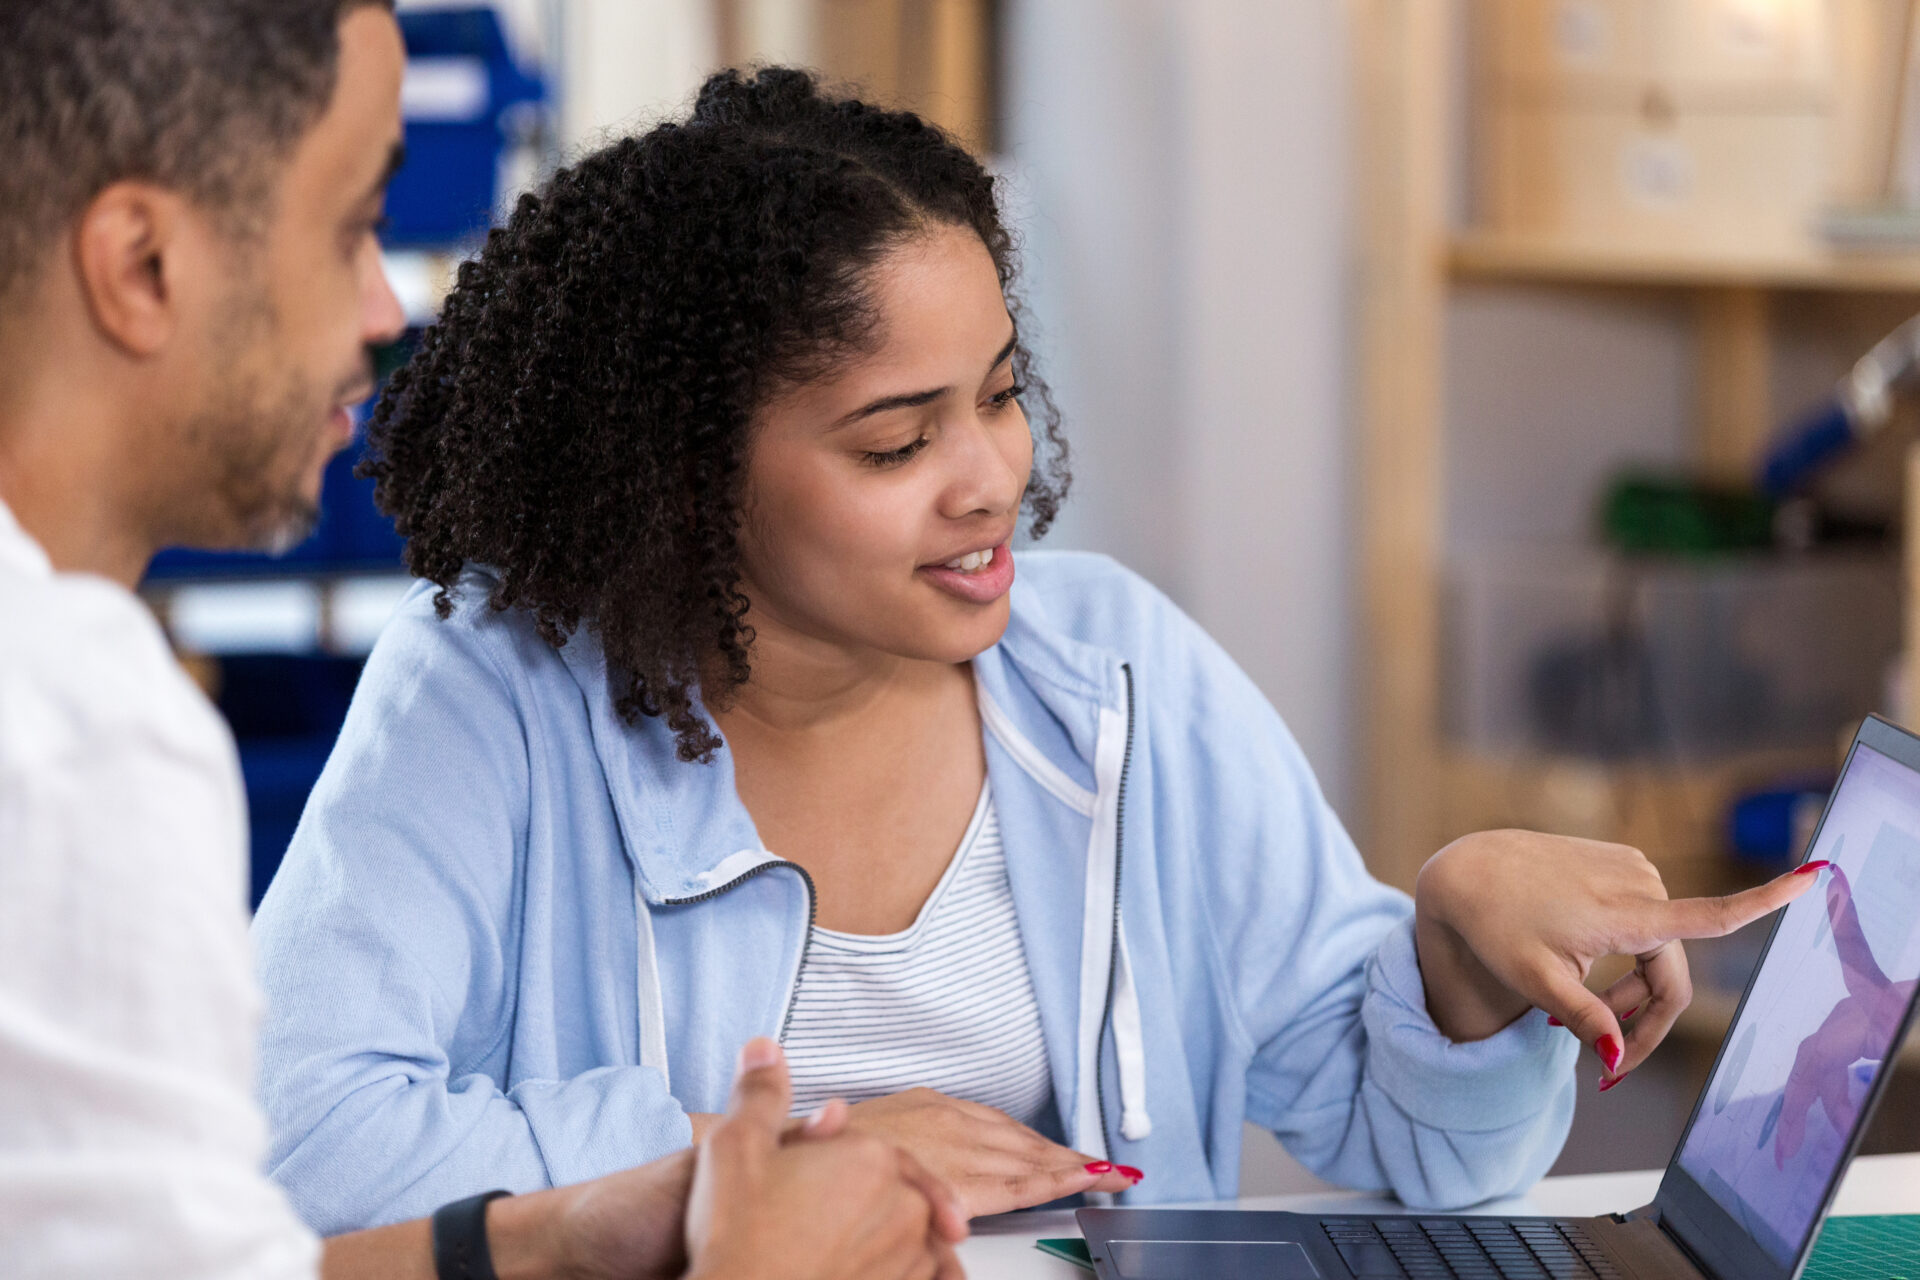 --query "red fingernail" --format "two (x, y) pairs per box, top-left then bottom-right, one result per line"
(1623, 1006), (1640, 1020)
(1084, 1161), (1112, 1174)
(1597, 1034), (1623, 1073)
(1794, 860), (1831, 876)
(1598, 1073), (1624, 1093)
(1116, 1165), (1144, 1182)
(1547, 1015), (1562, 1027)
